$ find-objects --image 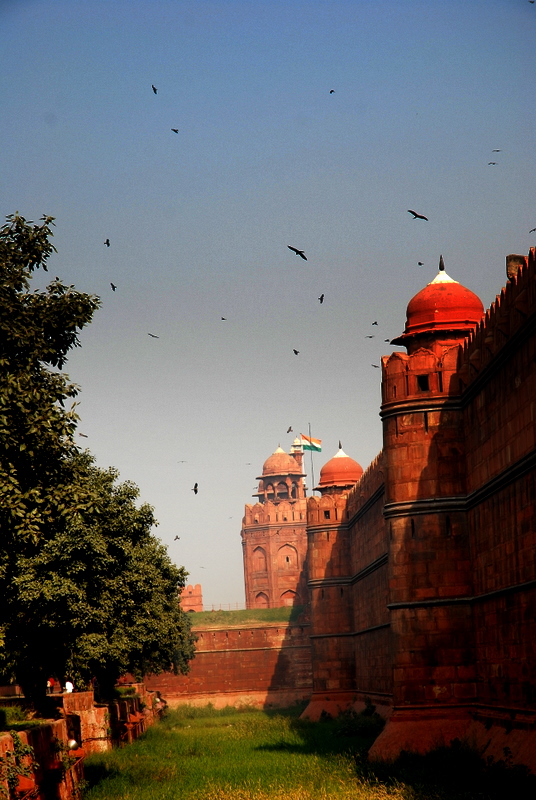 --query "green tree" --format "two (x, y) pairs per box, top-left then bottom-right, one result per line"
(10, 452), (195, 700)
(0, 213), (194, 702)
